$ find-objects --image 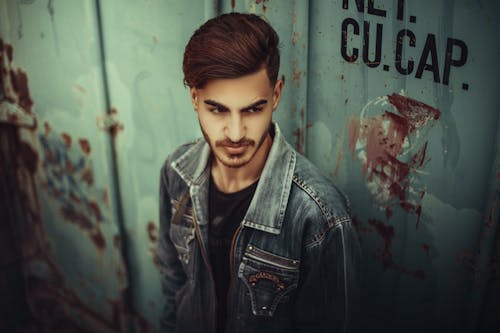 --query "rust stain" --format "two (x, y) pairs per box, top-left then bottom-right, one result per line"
(81, 167), (94, 185)
(349, 94), (440, 227)
(90, 230), (106, 251)
(148, 221), (160, 268)
(78, 138), (91, 155)
(1, 38), (34, 114)
(231, 0), (235, 10)
(88, 200), (103, 221)
(147, 221), (158, 243)
(291, 60), (303, 84)
(1, 39), (126, 331)
(422, 242), (430, 258)
(292, 108), (306, 154)
(60, 205), (93, 230)
(369, 218), (427, 280)
(61, 132), (72, 147)
(109, 107), (124, 138)
(347, 117), (360, 157)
